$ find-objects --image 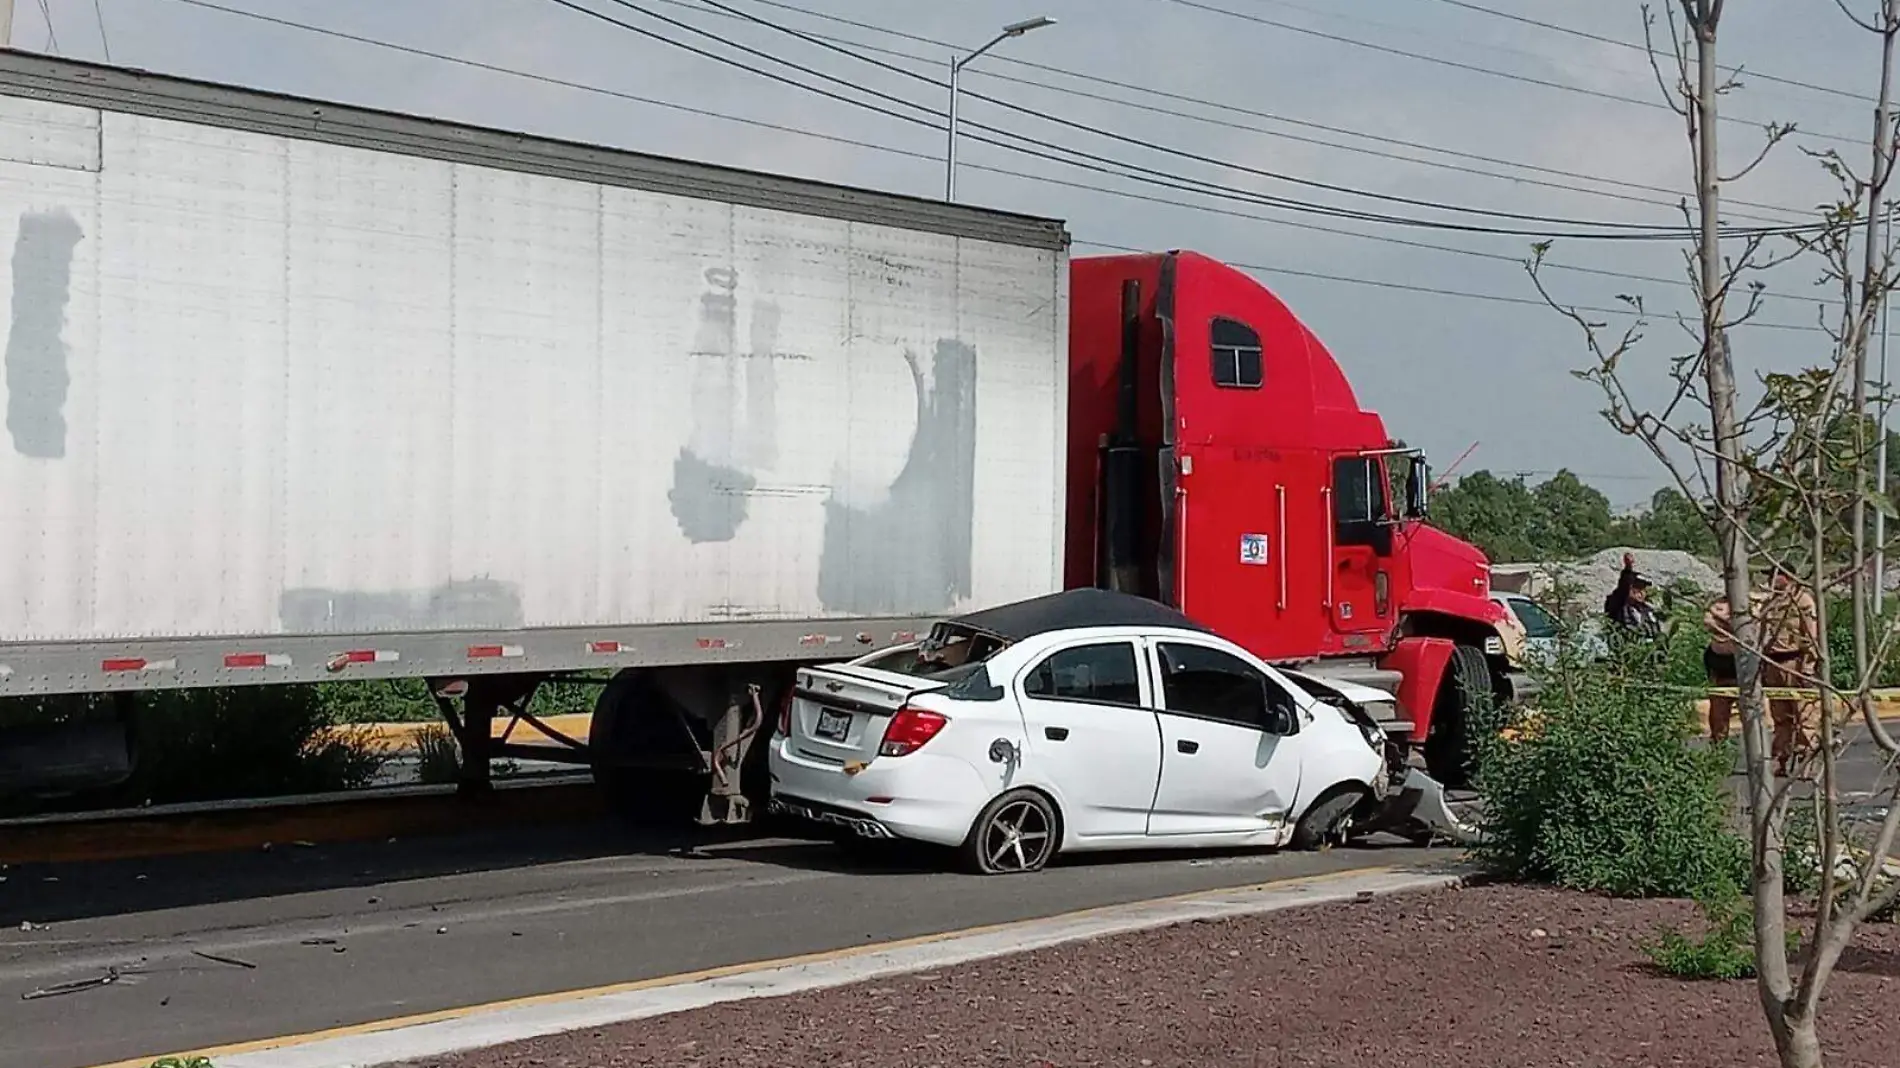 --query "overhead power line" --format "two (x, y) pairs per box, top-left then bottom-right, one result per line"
(155, 0), (1829, 331)
(1420, 0), (1871, 104)
(698, 0), (1812, 222)
(1072, 240), (1819, 331)
(683, 0), (1806, 236)
(1158, 0), (1862, 147)
(656, 0), (1799, 226)
(635, 0), (1816, 241)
